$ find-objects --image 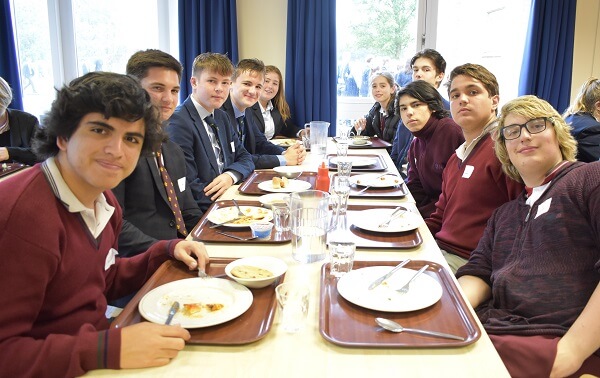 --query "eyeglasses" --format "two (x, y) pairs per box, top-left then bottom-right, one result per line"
(501, 117), (550, 140)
